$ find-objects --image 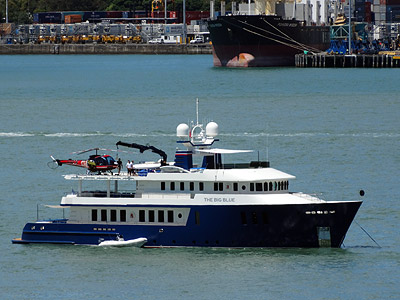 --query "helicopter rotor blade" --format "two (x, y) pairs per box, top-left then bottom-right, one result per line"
(70, 148), (100, 155)
(47, 156), (59, 170)
(70, 147), (136, 155)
